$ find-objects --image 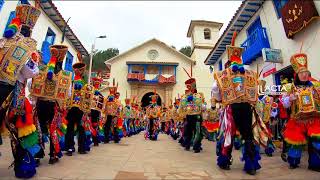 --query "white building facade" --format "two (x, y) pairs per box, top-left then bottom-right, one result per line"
(205, 0), (320, 86)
